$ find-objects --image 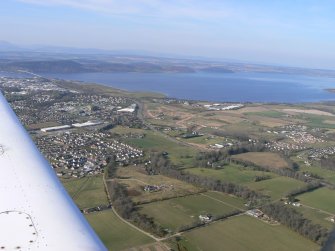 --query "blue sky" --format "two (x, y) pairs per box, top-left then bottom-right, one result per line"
(1, 0), (335, 69)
